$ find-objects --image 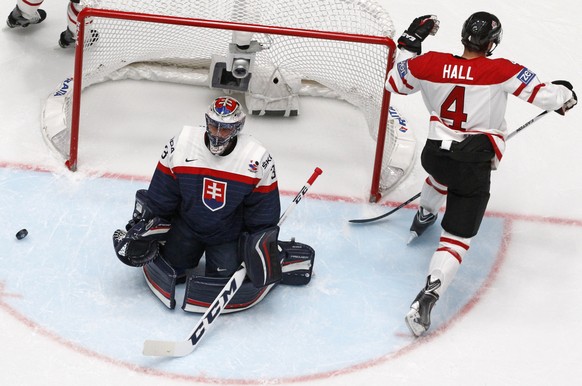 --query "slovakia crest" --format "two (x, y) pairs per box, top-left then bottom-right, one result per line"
(203, 177), (227, 211)
(213, 97), (240, 116)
